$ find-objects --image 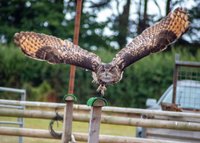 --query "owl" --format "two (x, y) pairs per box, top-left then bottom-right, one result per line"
(14, 8), (189, 95)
